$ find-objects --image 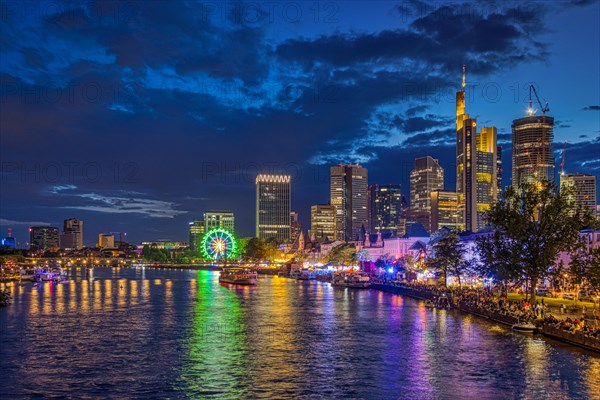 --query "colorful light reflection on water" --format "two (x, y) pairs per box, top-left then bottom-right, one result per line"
(0, 268), (599, 399)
